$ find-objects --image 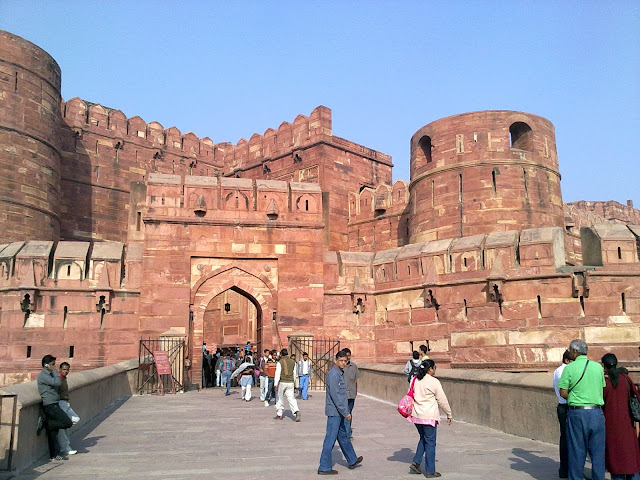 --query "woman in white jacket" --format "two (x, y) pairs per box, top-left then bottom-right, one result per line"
(407, 359), (452, 478)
